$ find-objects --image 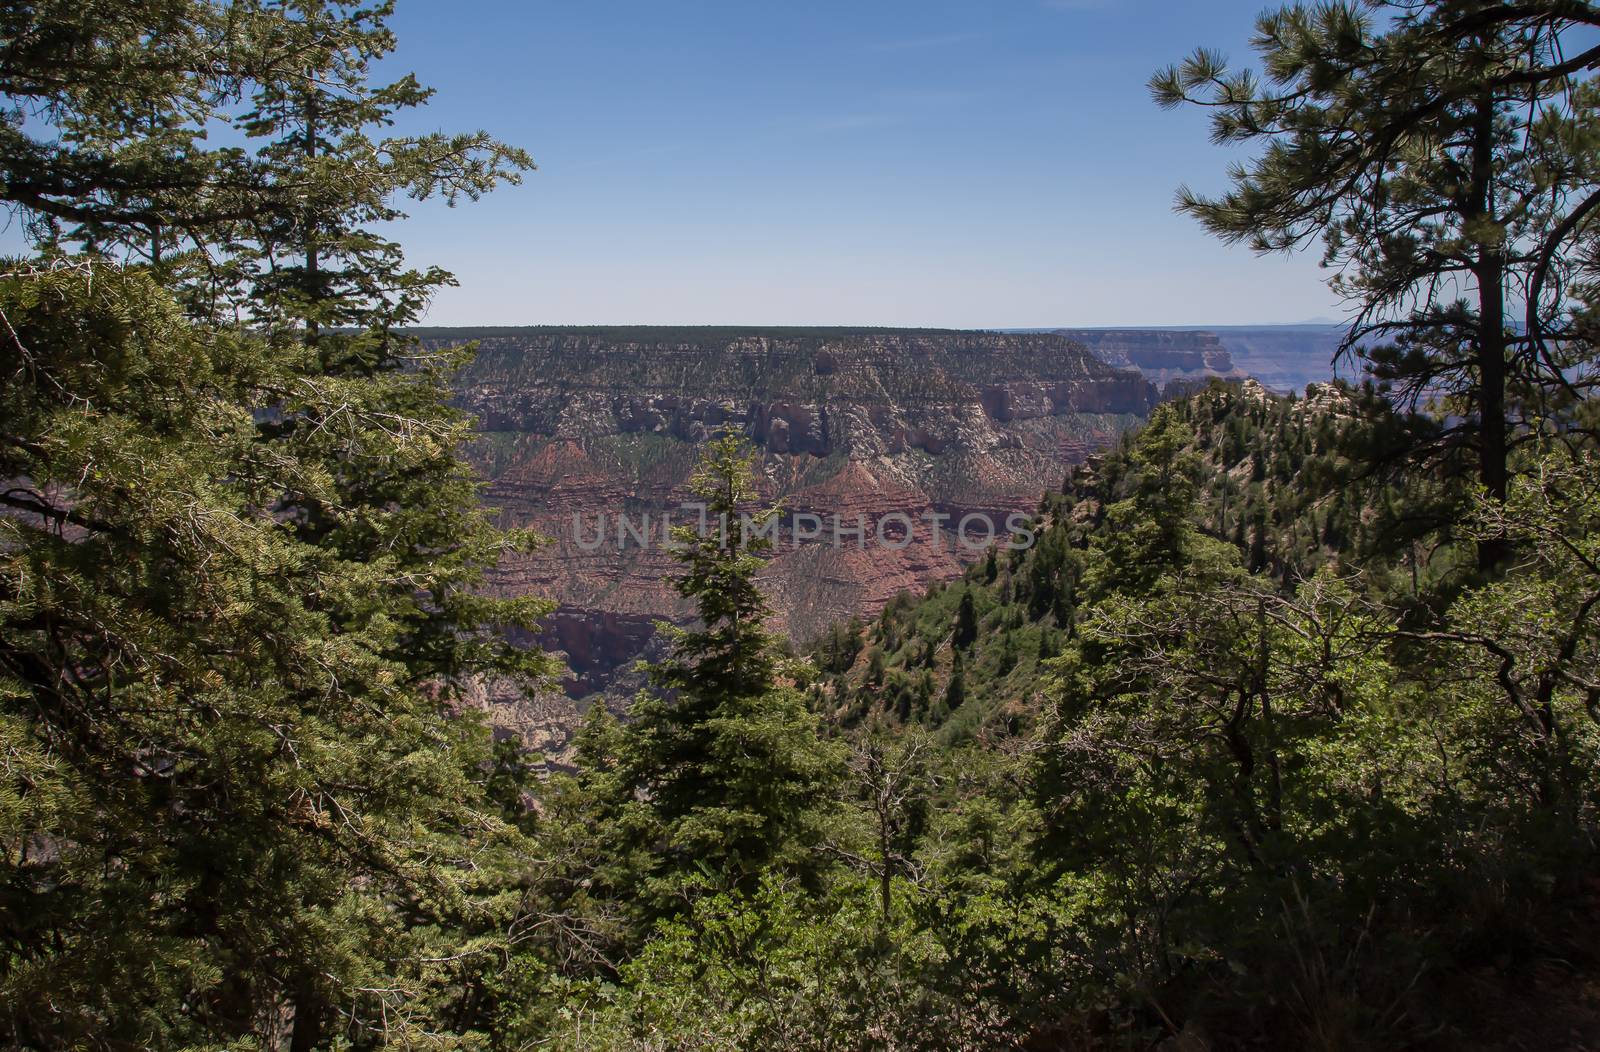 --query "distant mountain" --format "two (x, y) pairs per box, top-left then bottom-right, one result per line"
(420, 326), (1156, 759)
(1054, 329), (1243, 393)
(1204, 324), (1351, 392)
